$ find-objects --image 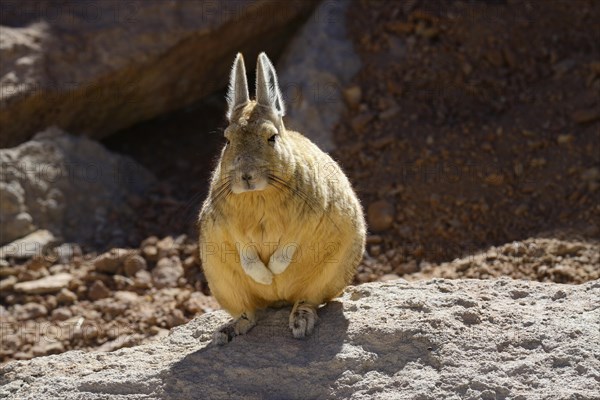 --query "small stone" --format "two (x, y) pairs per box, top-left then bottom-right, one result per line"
(182, 256), (197, 270)
(379, 273), (400, 282)
(367, 201), (395, 232)
(56, 288), (77, 304)
(571, 108), (600, 124)
(351, 112), (376, 132)
(31, 341), (64, 357)
(13, 273), (73, 294)
(157, 236), (176, 258)
(0, 230), (55, 259)
(141, 236), (159, 247)
(557, 134), (574, 145)
(395, 260), (419, 275)
(51, 307), (73, 321)
(133, 270), (152, 289)
(484, 173), (504, 186)
(13, 352), (33, 360)
(0, 275), (17, 291)
(380, 105), (400, 120)
(142, 245), (159, 262)
(88, 280), (111, 301)
(184, 292), (220, 314)
(581, 167), (599, 182)
(369, 245), (382, 257)
(366, 235), (383, 244)
(14, 302), (48, 320)
(124, 254), (147, 277)
(152, 257), (184, 289)
(343, 86), (362, 109)
(93, 248), (134, 274)
(166, 309), (187, 328)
